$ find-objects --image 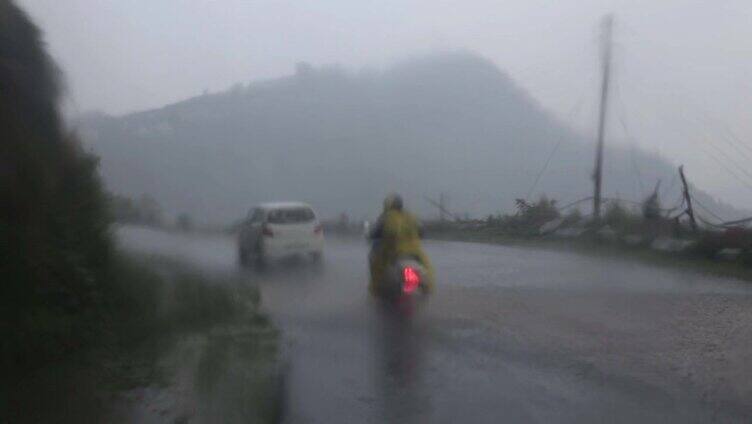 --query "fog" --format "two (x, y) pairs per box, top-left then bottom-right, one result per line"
(19, 0), (752, 215)
(7, 2), (752, 421)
